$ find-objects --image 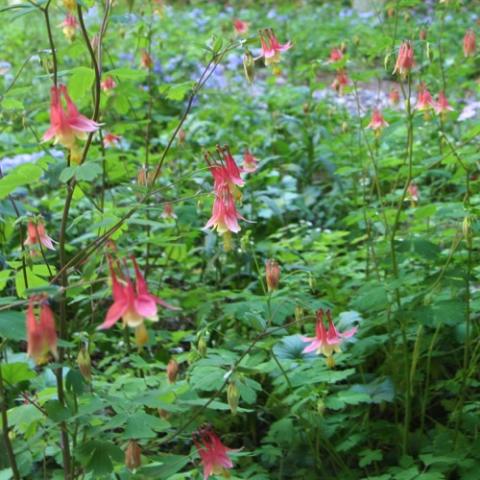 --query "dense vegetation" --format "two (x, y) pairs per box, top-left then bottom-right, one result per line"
(0, 0), (479, 479)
